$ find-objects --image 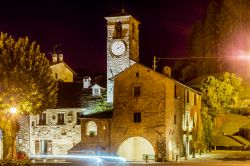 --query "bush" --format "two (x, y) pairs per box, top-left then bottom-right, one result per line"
(0, 159), (31, 166)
